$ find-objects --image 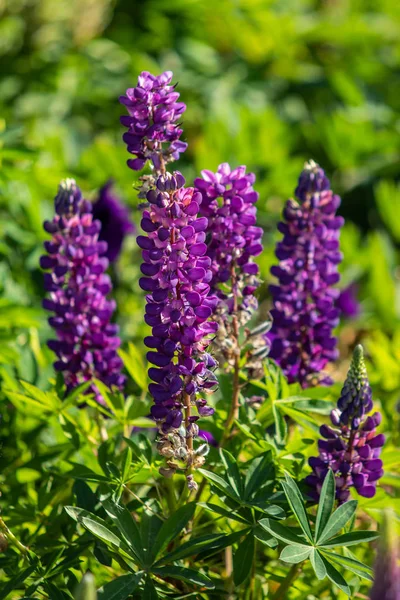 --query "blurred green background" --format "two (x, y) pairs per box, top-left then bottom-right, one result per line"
(1, 0), (400, 419)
